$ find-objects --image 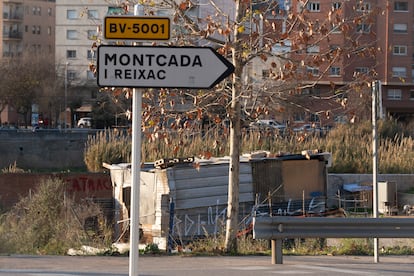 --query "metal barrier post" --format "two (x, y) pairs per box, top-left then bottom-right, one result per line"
(271, 239), (283, 264)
